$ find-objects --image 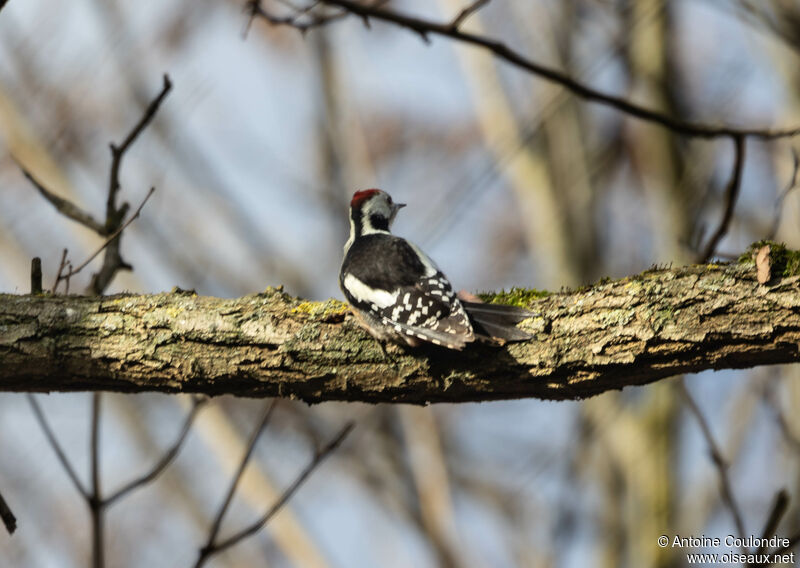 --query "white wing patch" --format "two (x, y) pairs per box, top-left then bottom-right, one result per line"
(343, 273), (399, 309)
